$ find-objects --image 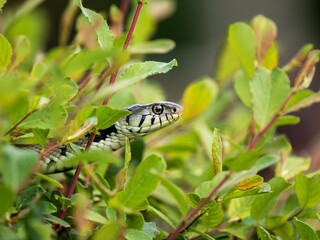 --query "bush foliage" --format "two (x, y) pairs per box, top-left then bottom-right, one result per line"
(0, 1), (319, 239)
